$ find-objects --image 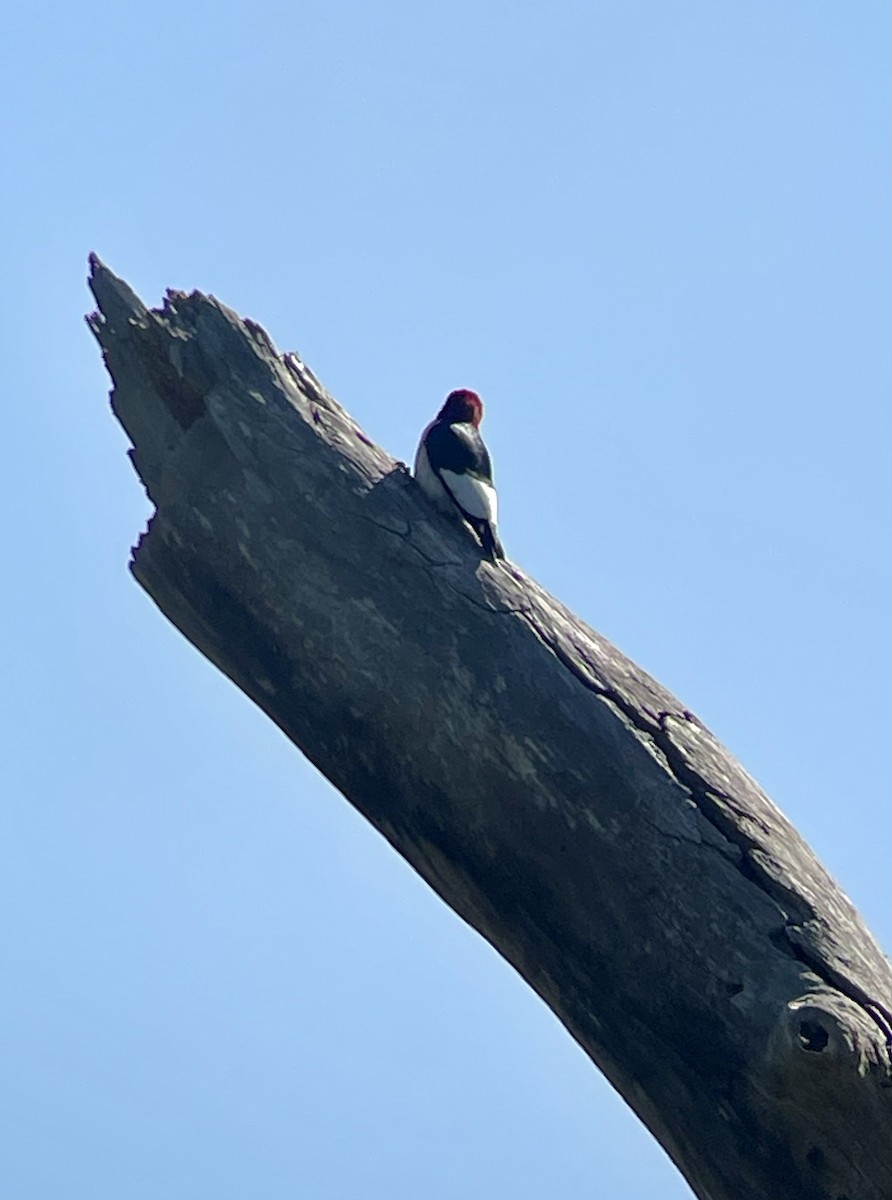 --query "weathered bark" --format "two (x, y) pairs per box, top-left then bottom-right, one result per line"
(87, 255), (891, 1200)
